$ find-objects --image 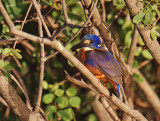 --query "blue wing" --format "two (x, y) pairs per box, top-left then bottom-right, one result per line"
(86, 49), (123, 85)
